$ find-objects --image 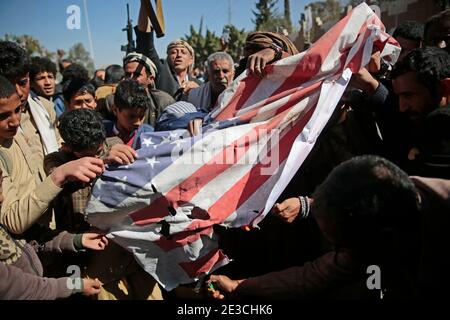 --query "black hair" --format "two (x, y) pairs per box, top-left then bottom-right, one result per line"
(424, 9), (450, 48)
(104, 64), (124, 84)
(58, 108), (105, 152)
(29, 57), (57, 81)
(63, 77), (96, 103)
(312, 155), (420, 253)
(0, 41), (30, 80)
(391, 47), (450, 98)
(114, 79), (151, 111)
(418, 105), (450, 179)
(90, 76), (104, 89)
(0, 75), (17, 99)
(61, 63), (89, 84)
(393, 20), (424, 42)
